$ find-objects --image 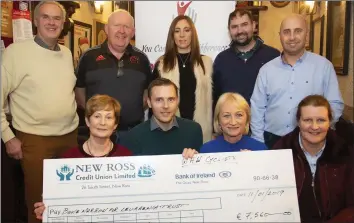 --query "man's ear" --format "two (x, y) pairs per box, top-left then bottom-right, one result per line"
(59, 19), (64, 31)
(252, 20), (256, 31)
(104, 24), (108, 35)
(131, 27), (136, 39)
(147, 97), (152, 108)
(34, 17), (38, 28)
